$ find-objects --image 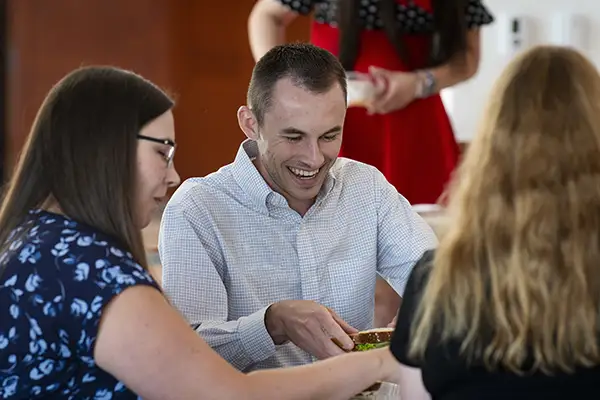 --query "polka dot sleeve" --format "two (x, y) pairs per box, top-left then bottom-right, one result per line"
(465, 0), (494, 29)
(277, 0), (319, 15)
